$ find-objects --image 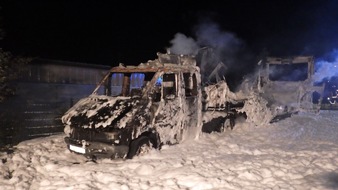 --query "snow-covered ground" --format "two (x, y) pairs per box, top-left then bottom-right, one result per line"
(1, 110), (338, 190)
